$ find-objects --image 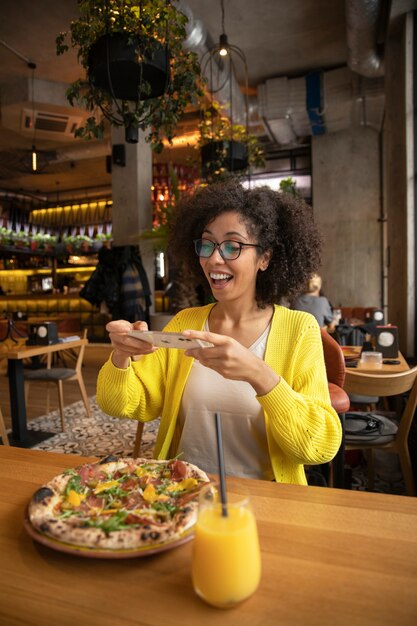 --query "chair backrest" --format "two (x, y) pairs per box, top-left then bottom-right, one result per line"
(75, 328), (89, 374)
(320, 328), (346, 388)
(345, 366), (417, 440)
(45, 328), (88, 371)
(344, 366), (417, 397)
